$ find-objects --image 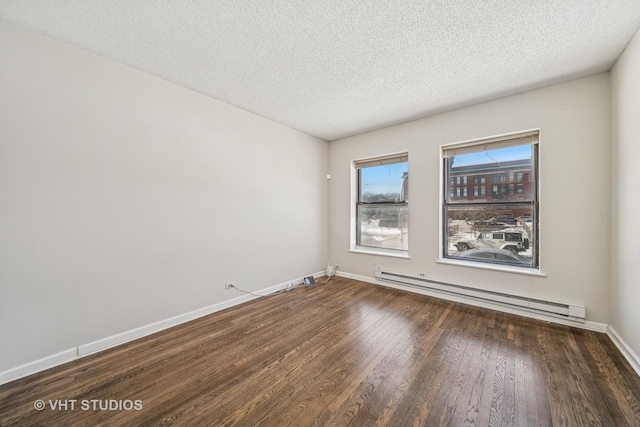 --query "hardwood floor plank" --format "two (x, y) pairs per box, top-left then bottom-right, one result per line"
(456, 310), (498, 427)
(513, 316), (547, 427)
(151, 283), (399, 426)
(388, 305), (476, 425)
(314, 293), (442, 426)
(475, 312), (504, 427)
(422, 307), (488, 426)
(580, 331), (640, 425)
(488, 312), (510, 427)
(536, 322), (579, 426)
(1, 277), (639, 427)
(371, 303), (453, 426)
(560, 328), (615, 426)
